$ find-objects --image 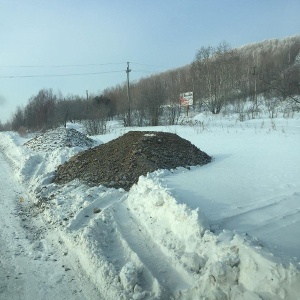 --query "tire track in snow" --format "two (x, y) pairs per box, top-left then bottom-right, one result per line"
(112, 201), (192, 296)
